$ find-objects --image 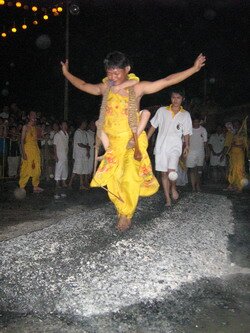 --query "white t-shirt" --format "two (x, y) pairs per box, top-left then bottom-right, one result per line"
(53, 130), (69, 161)
(208, 133), (225, 154)
(150, 106), (192, 156)
(73, 128), (88, 160)
(189, 126), (207, 152)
